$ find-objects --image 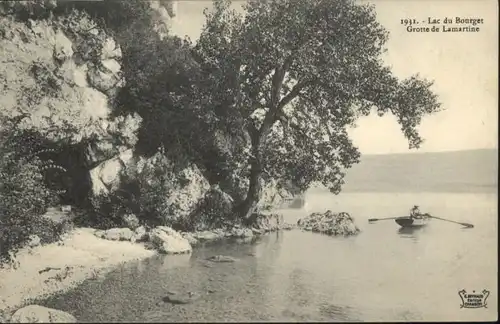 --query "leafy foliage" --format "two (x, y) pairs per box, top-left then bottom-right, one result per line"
(87, 151), (194, 230)
(193, 0), (441, 217)
(0, 114), (61, 264)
